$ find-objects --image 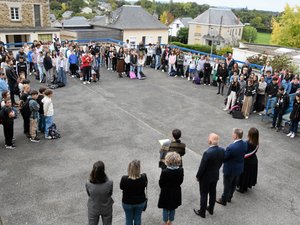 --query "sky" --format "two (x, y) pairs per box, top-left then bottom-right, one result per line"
(171, 0), (299, 12)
